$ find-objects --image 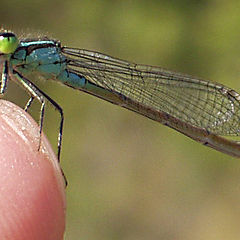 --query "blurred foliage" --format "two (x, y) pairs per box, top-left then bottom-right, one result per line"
(1, 0), (240, 239)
